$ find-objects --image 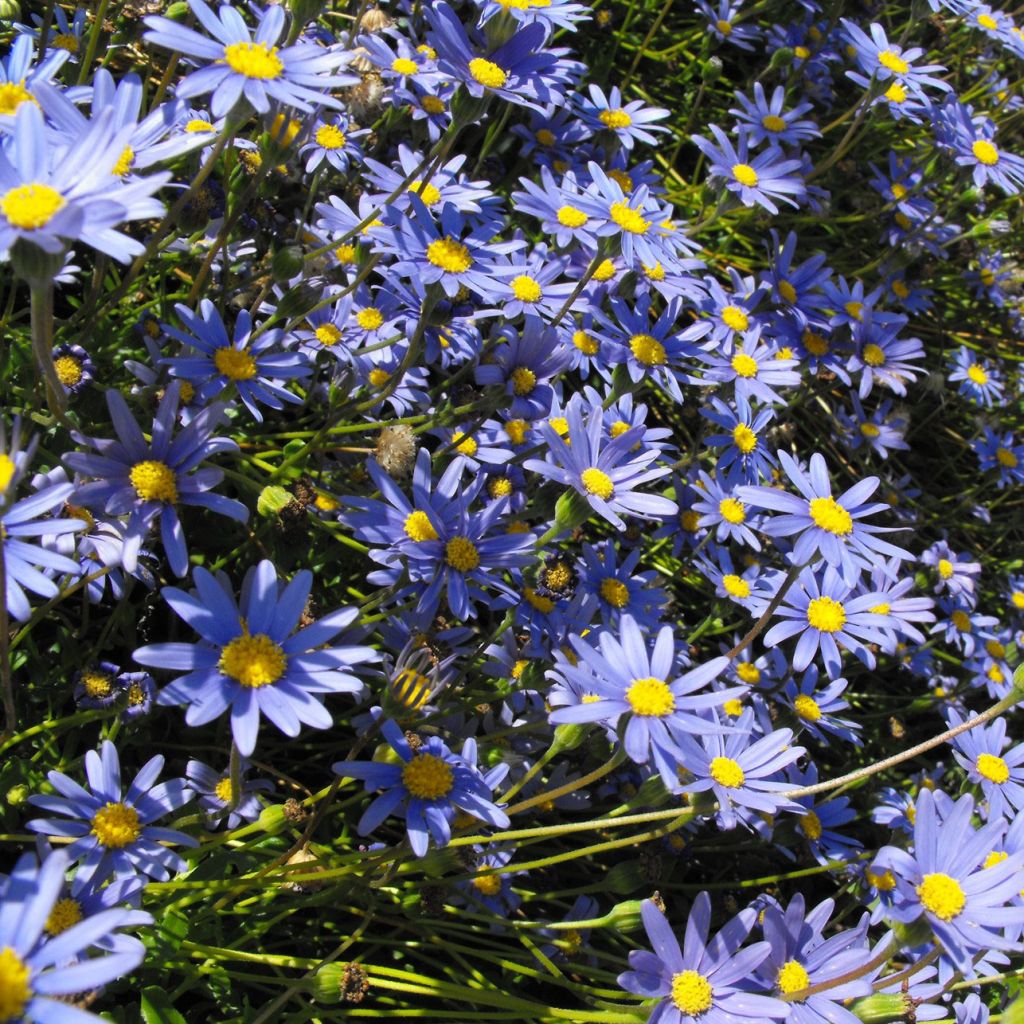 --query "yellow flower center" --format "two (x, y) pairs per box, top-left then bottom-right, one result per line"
(680, 509), (701, 532)
(214, 346), (257, 381)
(508, 366), (536, 396)
(862, 342), (885, 367)
(777, 960), (810, 996)
(1012, 591), (1024, 609)
(803, 330), (829, 356)
(391, 57), (419, 75)
(732, 163), (759, 187)
(986, 639), (1006, 658)
(130, 460), (178, 503)
(52, 32), (79, 51)
(214, 776), (234, 803)
(798, 810), (822, 840)
(1, 183), (66, 230)
(313, 125), (346, 153)
(736, 662), (760, 684)
(410, 180), (442, 206)
(45, 897), (83, 936)
(504, 419), (529, 445)
(421, 94), (446, 114)
(731, 353), (758, 378)
(404, 510), (438, 542)
(937, 558), (954, 580)
(732, 424), (757, 453)
(186, 118), (216, 133)
(0, 946), (31, 1022)
(977, 12), (999, 29)
(892, 279), (909, 298)
(609, 202), (650, 234)
(315, 323), (342, 347)
(600, 577), (630, 607)
(426, 236), (472, 273)
(722, 574), (751, 599)
(468, 58), (508, 88)
(81, 670), (113, 699)
(356, 307), (384, 331)
(581, 467), (614, 500)
(112, 146), (135, 177)
(446, 536), (480, 572)
(761, 114), (787, 133)
(525, 586), (555, 613)
(718, 497), (746, 524)
(967, 363), (989, 385)
(629, 333), (666, 366)
(535, 128), (556, 146)
(976, 753), (1010, 784)
(916, 873), (965, 921)
(599, 108), (633, 129)
(223, 41), (284, 79)
(716, 18), (733, 34)
(808, 496), (853, 535)
(952, 610), (971, 632)
(710, 756), (745, 788)
(844, 301), (863, 322)
(557, 205), (589, 228)
(219, 632), (287, 688)
(721, 305), (749, 331)
(885, 81), (907, 103)
(807, 596), (846, 633)
(723, 698), (744, 717)
(334, 243), (357, 265)
(0, 80), (35, 116)
(794, 694), (821, 722)
(594, 258), (617, 281)
(671, 970), (713, 1015)
(777, 280), (797, 305)
(860, 423), (880, 438)
(878, 49), (910, 74)
(609, 421), (631, 440)
(54, 355), (83, 387)
(401, 753), (454, 799)
(511, 275), (542, 303)
(0, 454), (14, 495)
(996, 447), (1018, 468)
(368, 368), (390, 387)
(452, 431), (477, 457)
(984, 850), (1008, 869)
(91, 801), (142, 848)
(972, 140), (999, 165)
(473, 871), (503, 896)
